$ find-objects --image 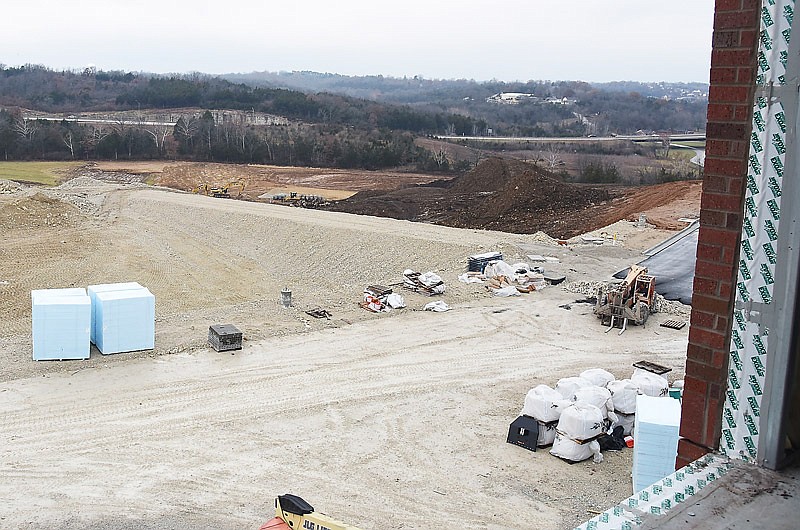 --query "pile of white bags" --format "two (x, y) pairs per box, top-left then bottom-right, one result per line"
(550, 402), (605, 463)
